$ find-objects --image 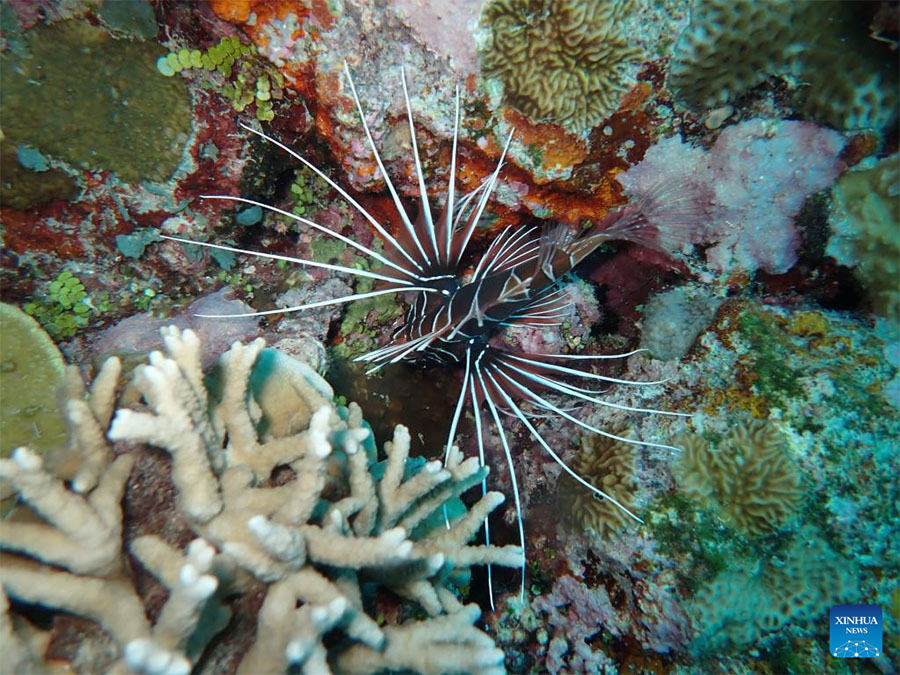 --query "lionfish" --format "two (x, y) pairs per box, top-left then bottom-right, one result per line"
(164, 64), (692, 602)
